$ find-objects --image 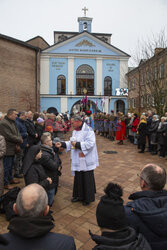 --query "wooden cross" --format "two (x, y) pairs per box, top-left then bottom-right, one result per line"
(82, 7), (88, 17)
